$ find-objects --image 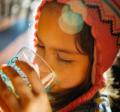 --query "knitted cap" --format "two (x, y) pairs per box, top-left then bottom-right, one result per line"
(34, 0), (120, 111)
